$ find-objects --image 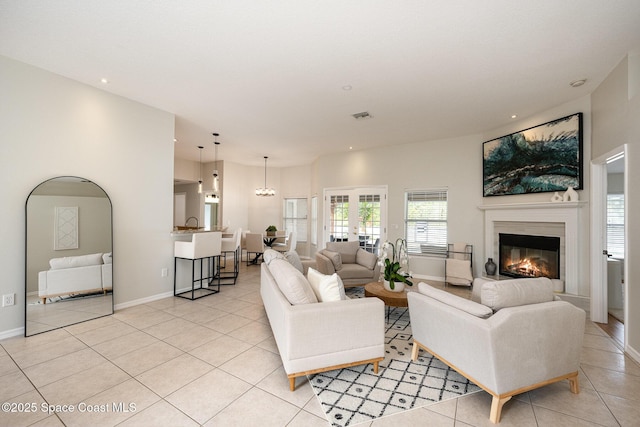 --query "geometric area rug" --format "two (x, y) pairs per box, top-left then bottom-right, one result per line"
(308, 289), (480, 427)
